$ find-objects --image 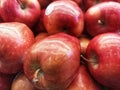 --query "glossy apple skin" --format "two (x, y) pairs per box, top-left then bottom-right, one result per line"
(0, 72), (15, 90)
(83, 0), (120, 11)
(86, 33), (120, 88)
(23, 33), (80, 90)
(85, 2), (120, 37)
(44, 0), (84, 37)
(35, 32), (49, 42)
(0, 22), (35, 74)
(11, 72), (39, 90)
(0, 0), (41, 28)
(67, 65), (102, 90)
